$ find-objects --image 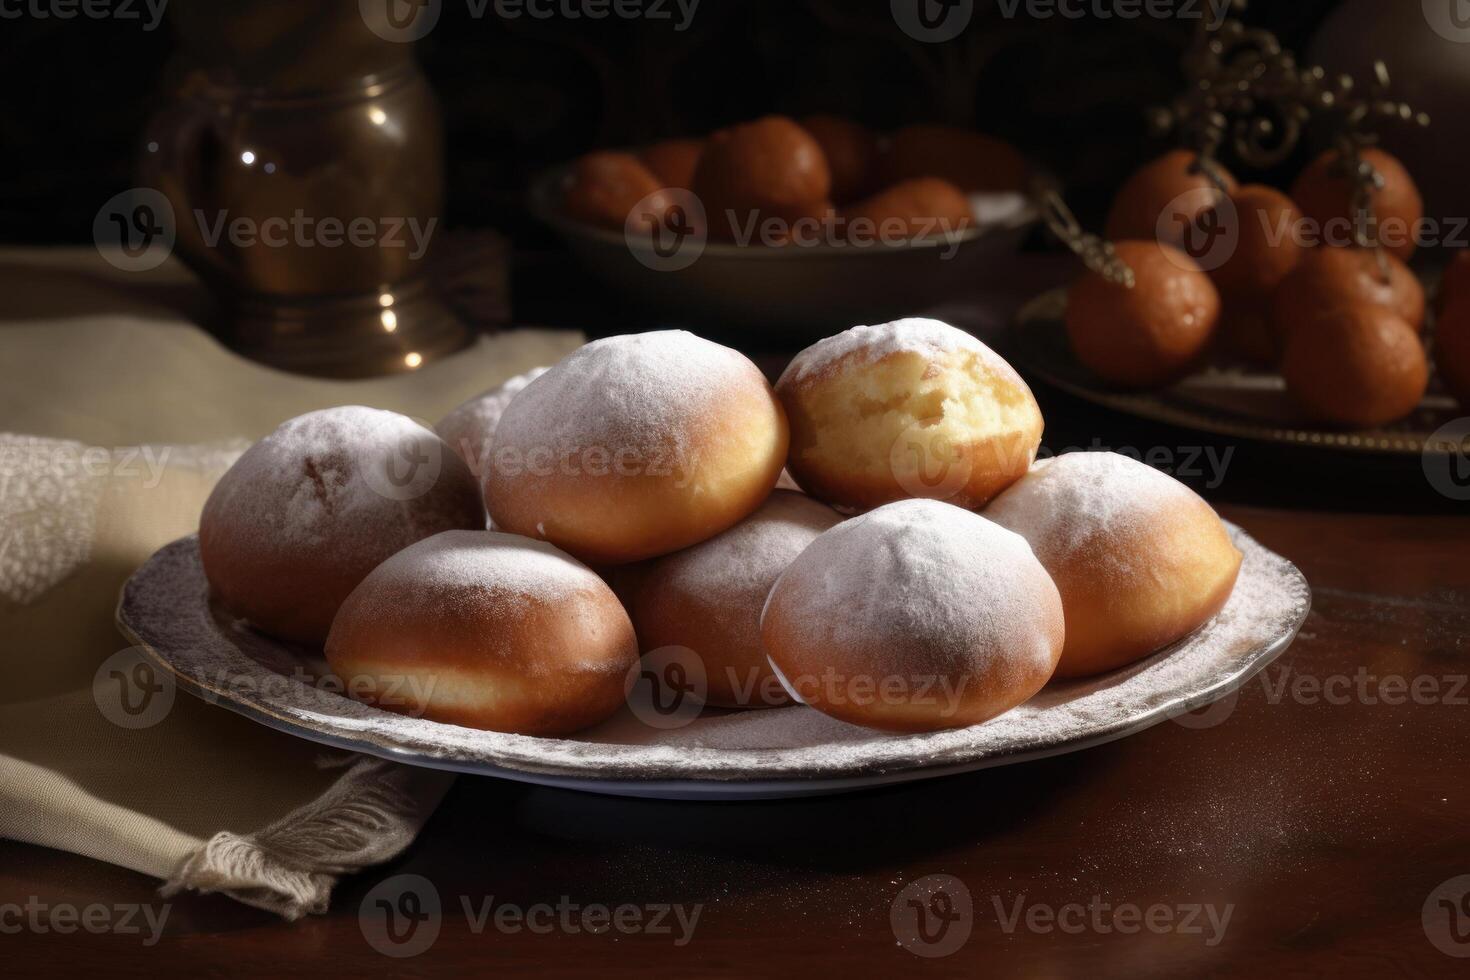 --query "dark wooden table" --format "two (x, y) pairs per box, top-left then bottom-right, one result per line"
(5, 503), (1468, 977)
